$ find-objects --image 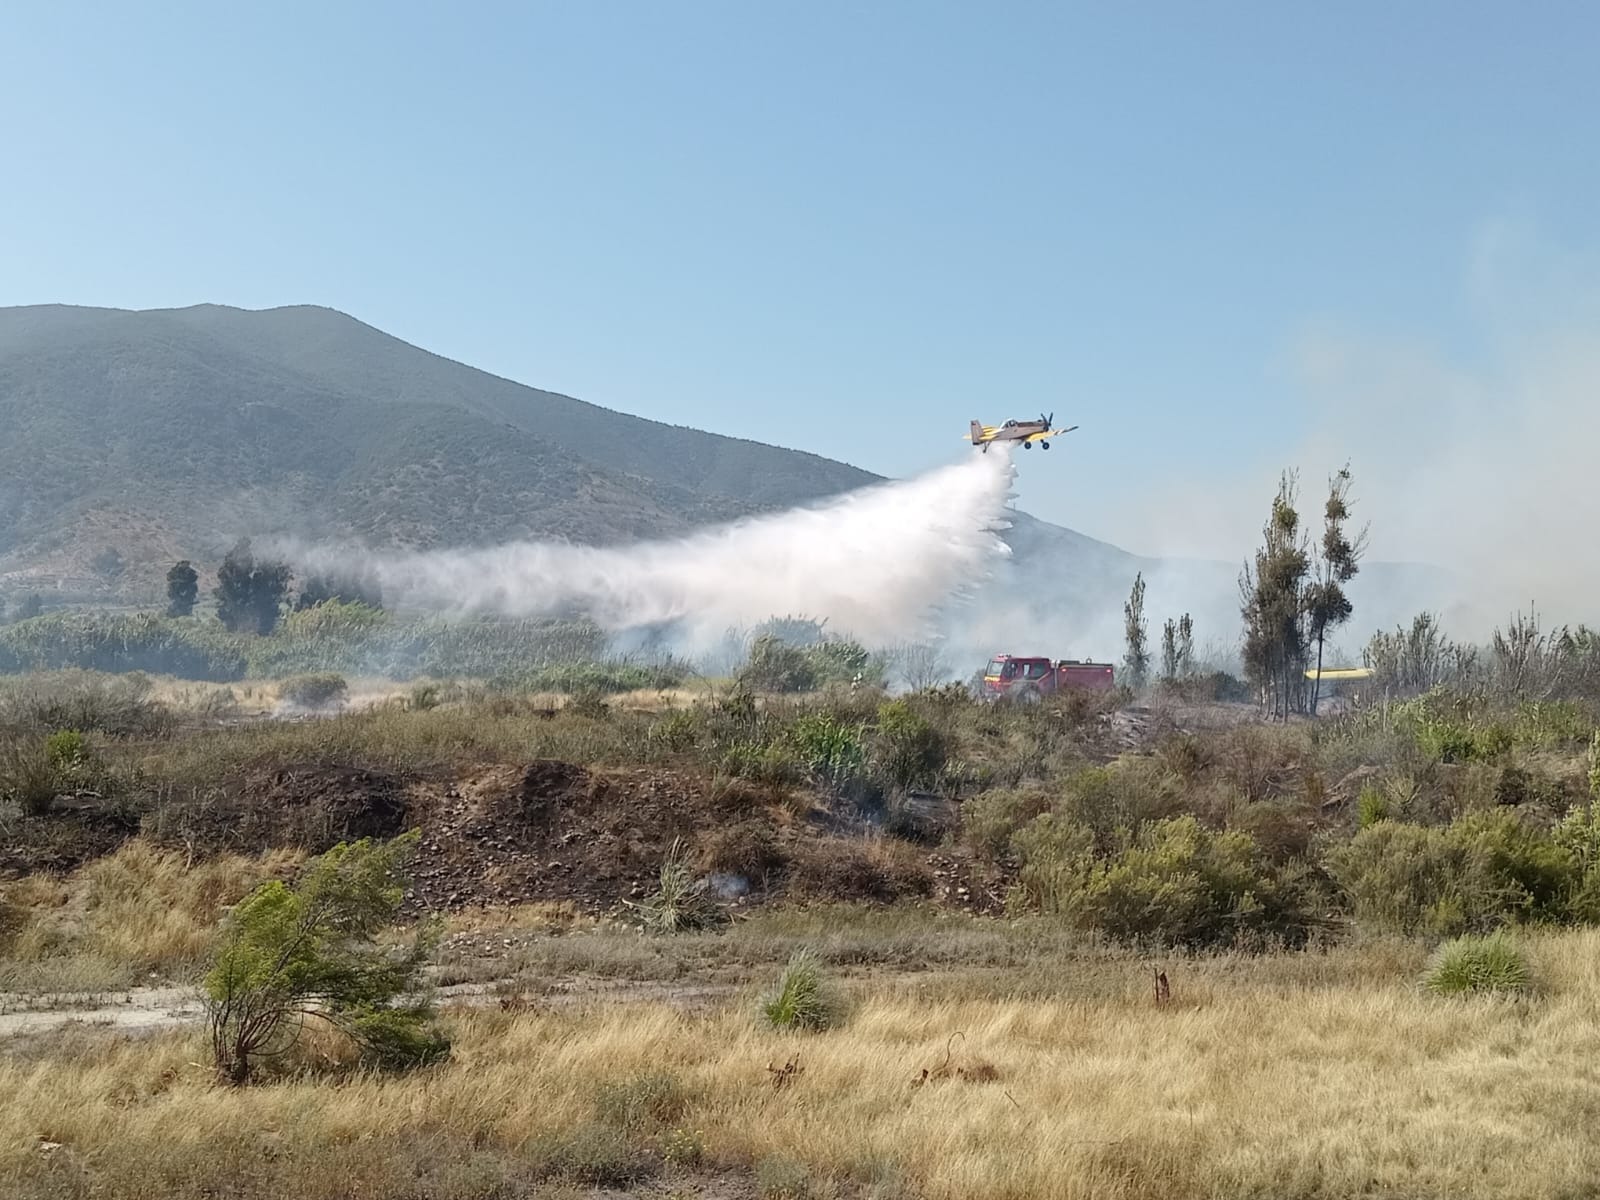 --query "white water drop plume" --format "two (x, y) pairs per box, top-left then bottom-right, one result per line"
(283, 448), (1019, 646)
